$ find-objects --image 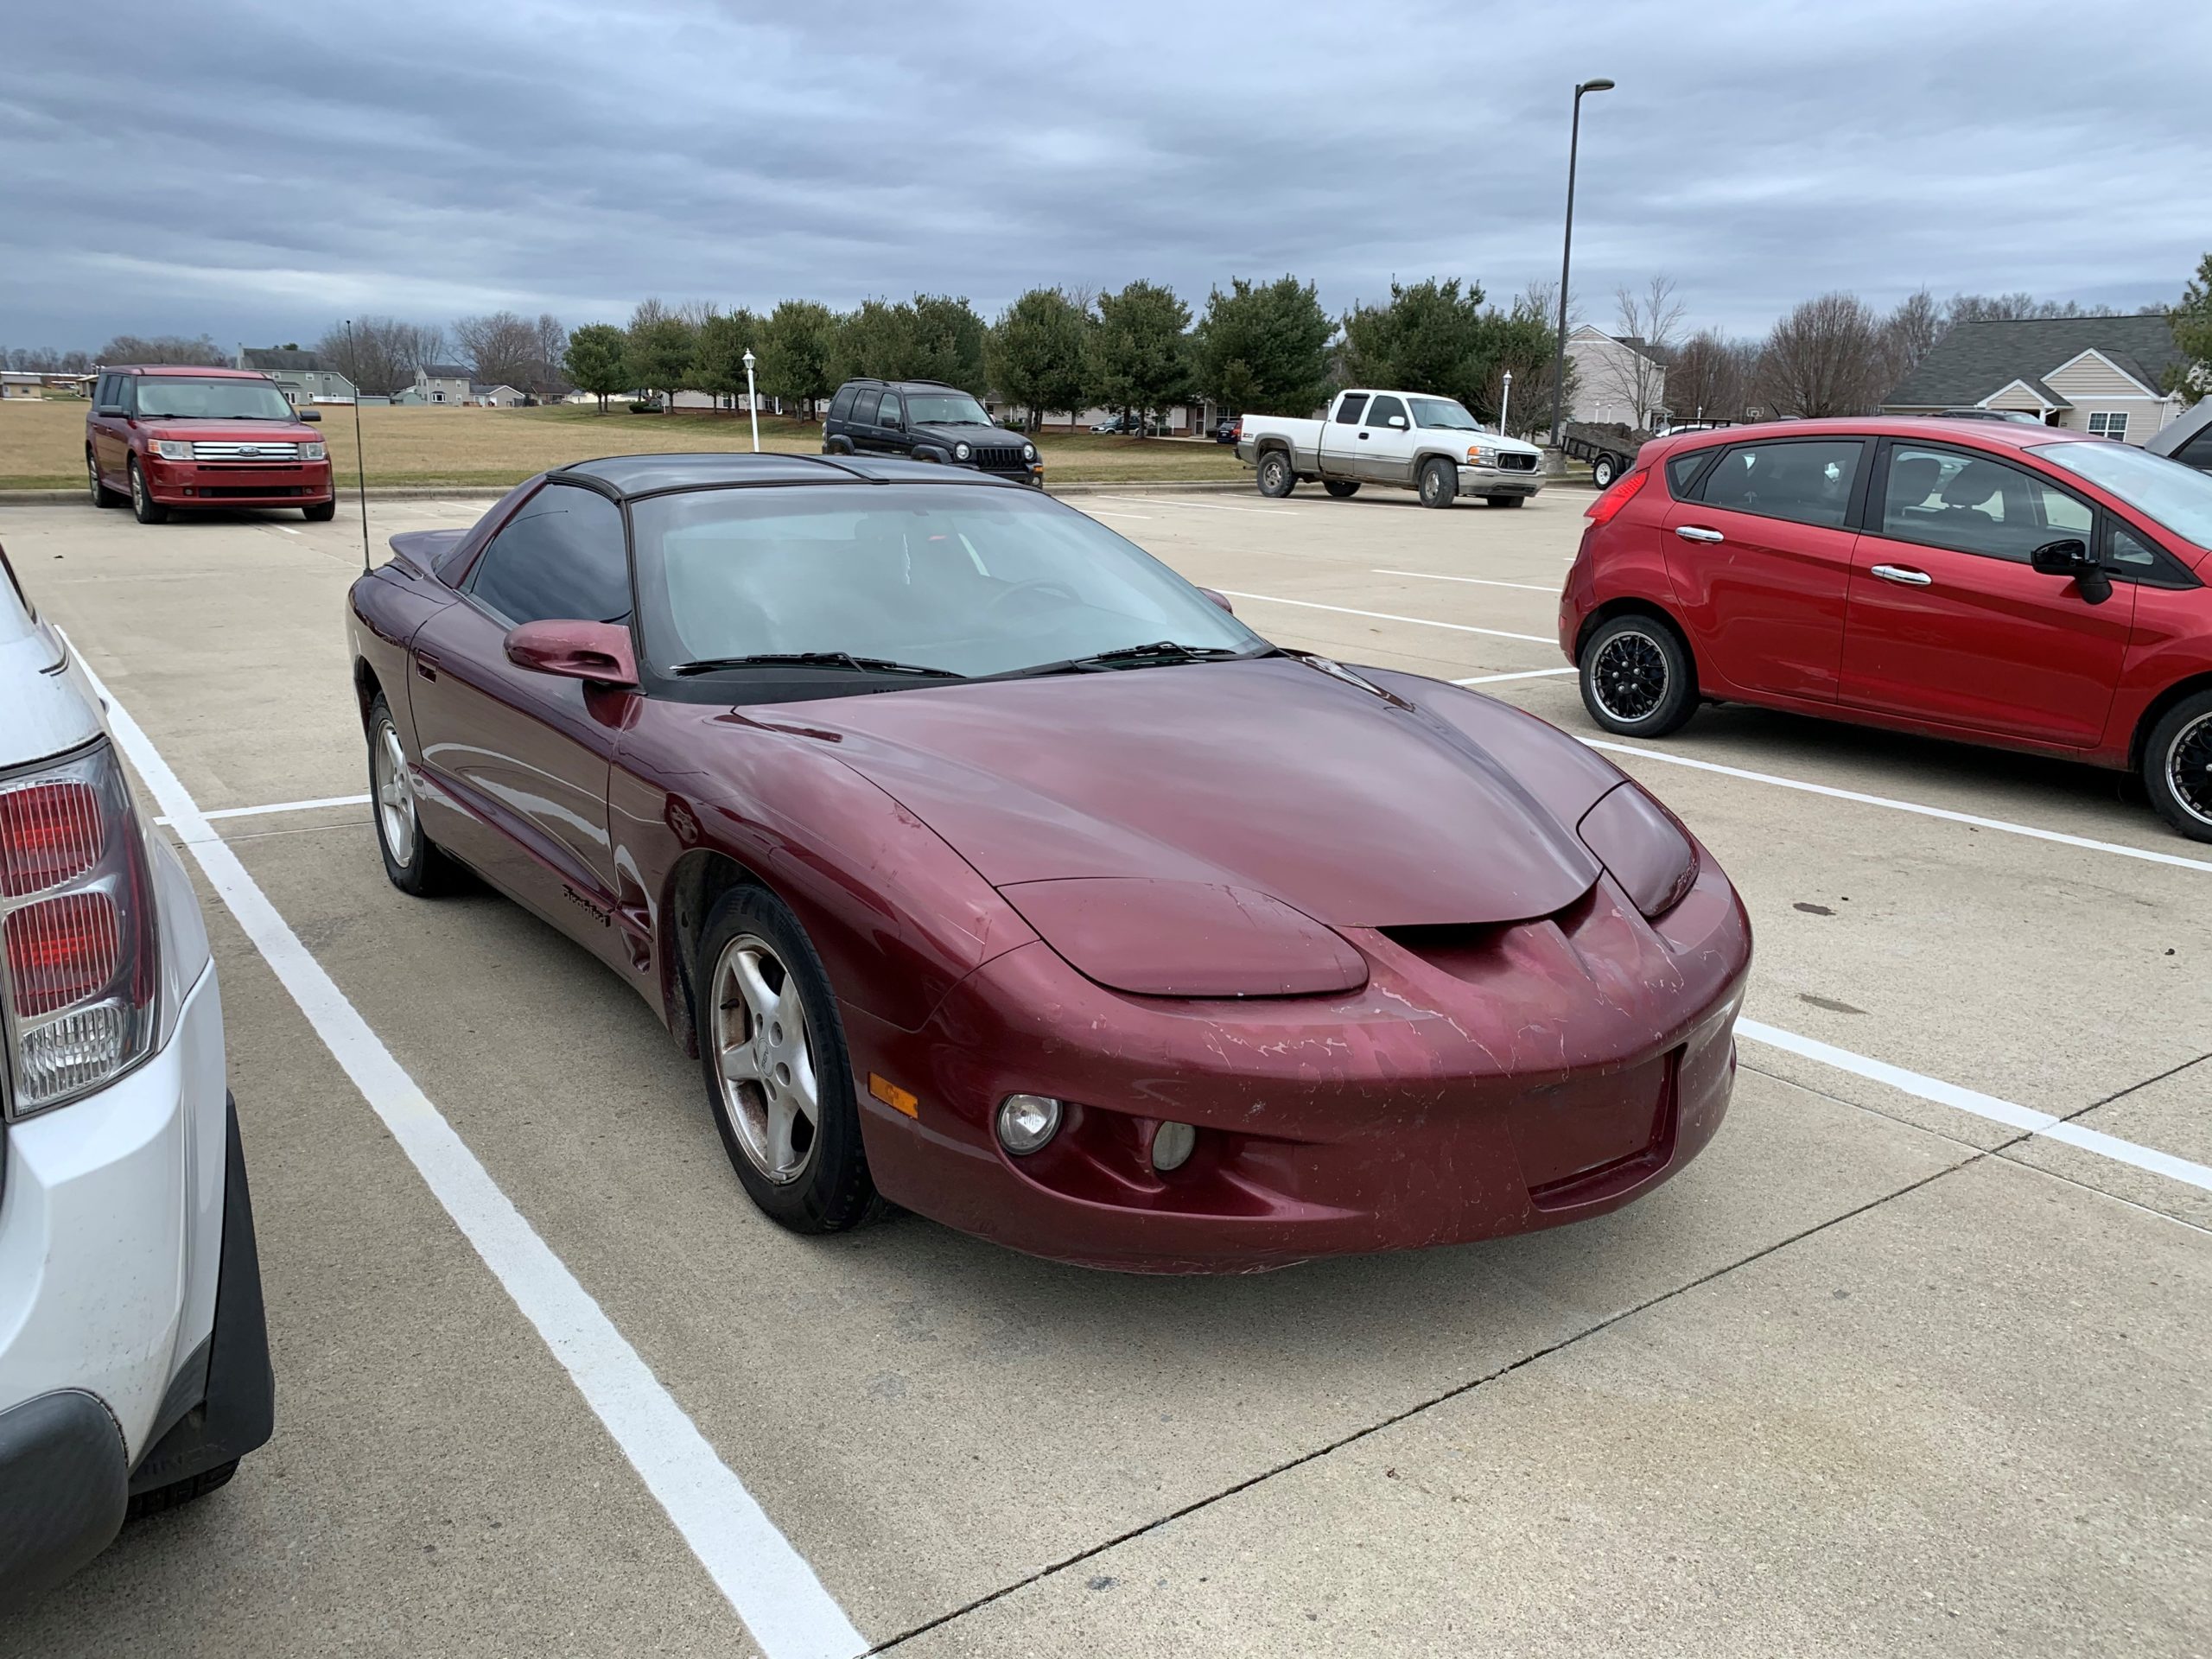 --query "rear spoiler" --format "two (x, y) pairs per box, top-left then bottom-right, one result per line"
(386, 528), (467, 579)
